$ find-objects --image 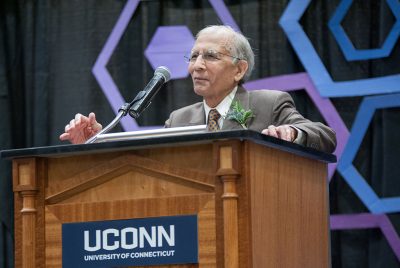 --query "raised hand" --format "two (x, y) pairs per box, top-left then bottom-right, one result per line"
(59, 112), (102, 144)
